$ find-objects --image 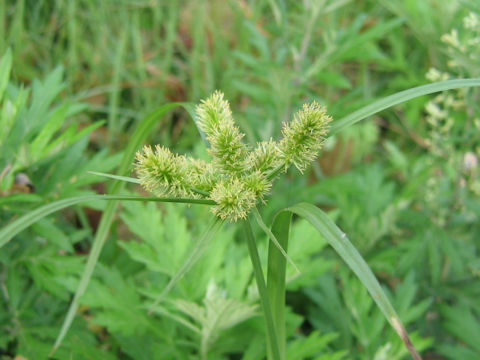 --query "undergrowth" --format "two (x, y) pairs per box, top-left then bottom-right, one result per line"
(1, 1), (479, 359)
